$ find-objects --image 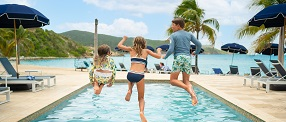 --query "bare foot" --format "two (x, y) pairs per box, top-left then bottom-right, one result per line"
(125, 90), (132, 101)
(140, 112), (147, 122)
(191, 95), (198, 106)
